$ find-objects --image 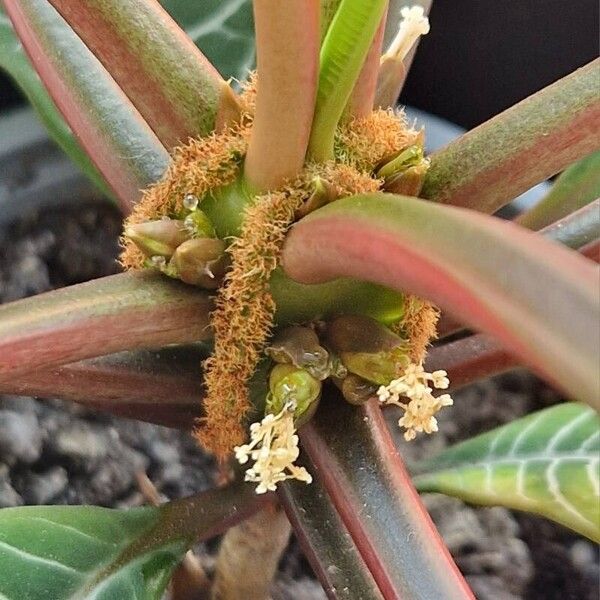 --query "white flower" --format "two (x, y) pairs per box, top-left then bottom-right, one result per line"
(384, 6), (431, 63)
(377, 363), (453, 441)
(234, 401), (312, 494)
